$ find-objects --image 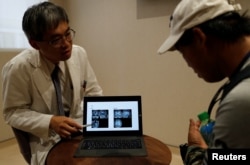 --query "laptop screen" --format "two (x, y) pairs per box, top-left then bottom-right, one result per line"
(83, 96), (143, 136)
